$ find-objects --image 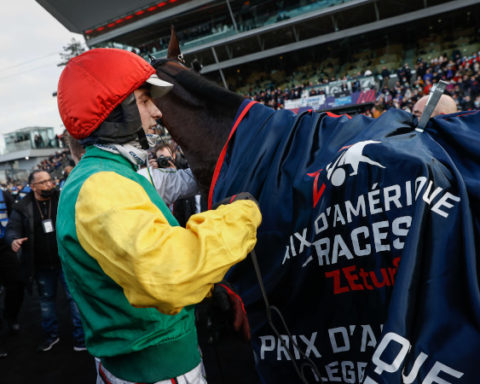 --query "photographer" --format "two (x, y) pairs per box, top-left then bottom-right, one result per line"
(137, 142), (199, 206)
(149, 142), (176, 169)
